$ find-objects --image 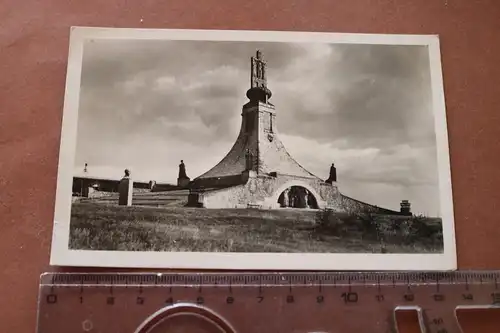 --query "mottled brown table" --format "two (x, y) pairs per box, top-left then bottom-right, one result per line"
(1, 1), (500, 332)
